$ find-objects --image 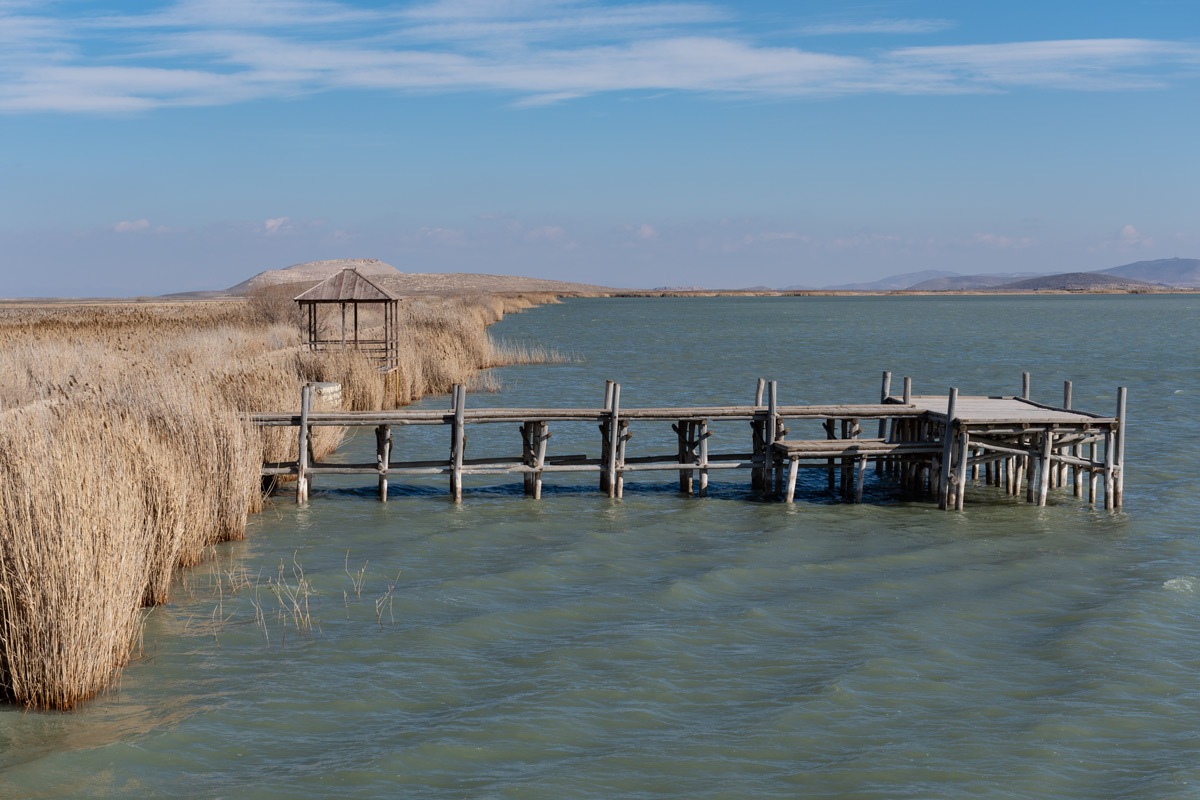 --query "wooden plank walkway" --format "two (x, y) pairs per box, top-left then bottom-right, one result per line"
(251, 373), (1126, 511)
